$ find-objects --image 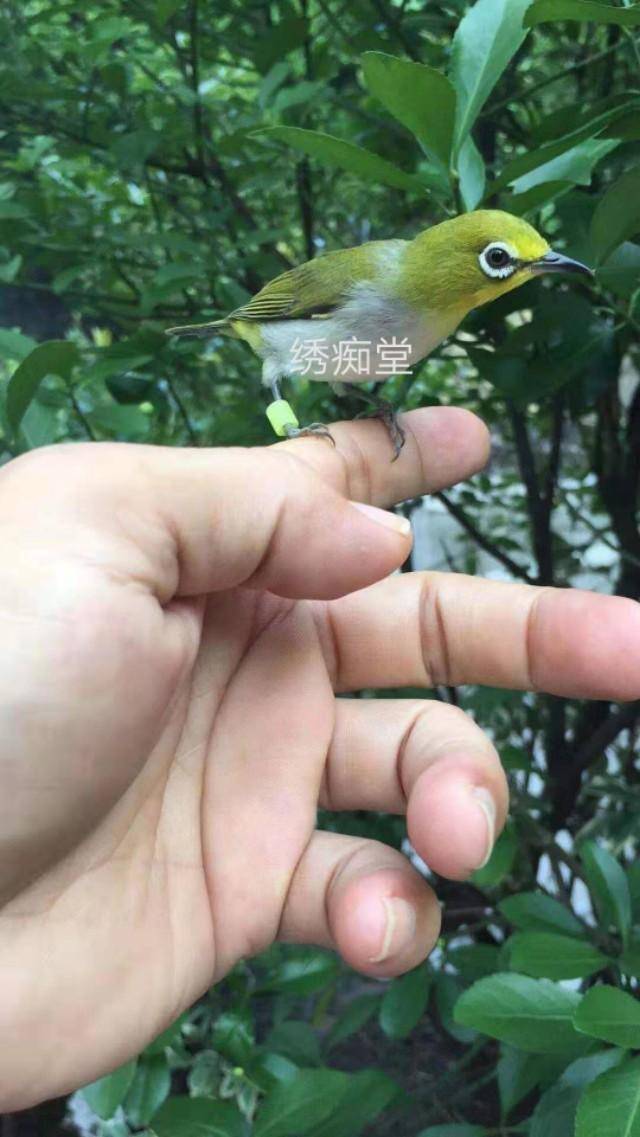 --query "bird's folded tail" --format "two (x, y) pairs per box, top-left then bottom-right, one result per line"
(164, 318), (230, 338)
